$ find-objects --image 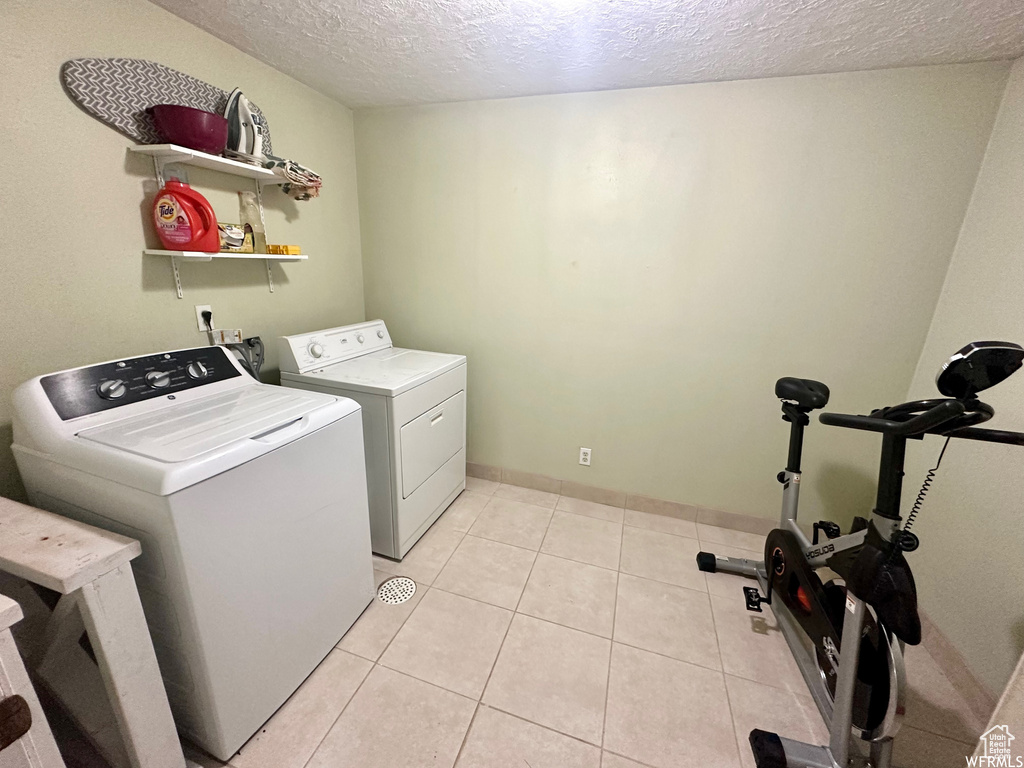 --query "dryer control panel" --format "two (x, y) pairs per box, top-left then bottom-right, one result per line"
(40, 346), (241, 421)
(279, 320), (393, 373)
